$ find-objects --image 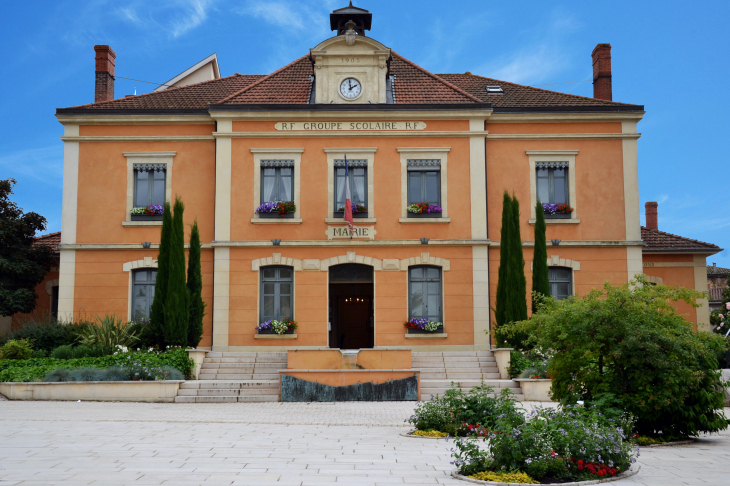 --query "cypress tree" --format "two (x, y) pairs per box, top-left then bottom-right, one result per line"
(149, 200), (172, 347)
(531, 200), (550, 314)
(186, 220), (205, 348)
(495, 192), (513, 327)
(510, 194), (528, 323)
(164, 197), (189, 346)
